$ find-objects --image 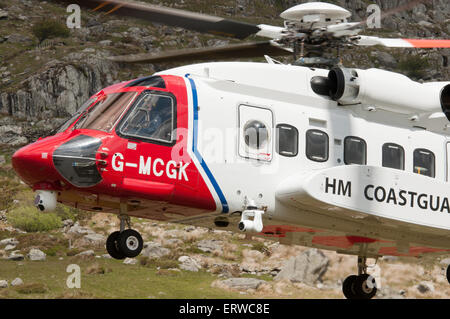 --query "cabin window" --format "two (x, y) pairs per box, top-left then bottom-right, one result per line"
(382, 143), (405, 170)
(244, 120), (269, 150)
(414, 148), (435, 178)
(118, 91), (176, 145)
(344, 136), (367, 165)
(276, 124), (298, 157)
(306, 129), (328, 162)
